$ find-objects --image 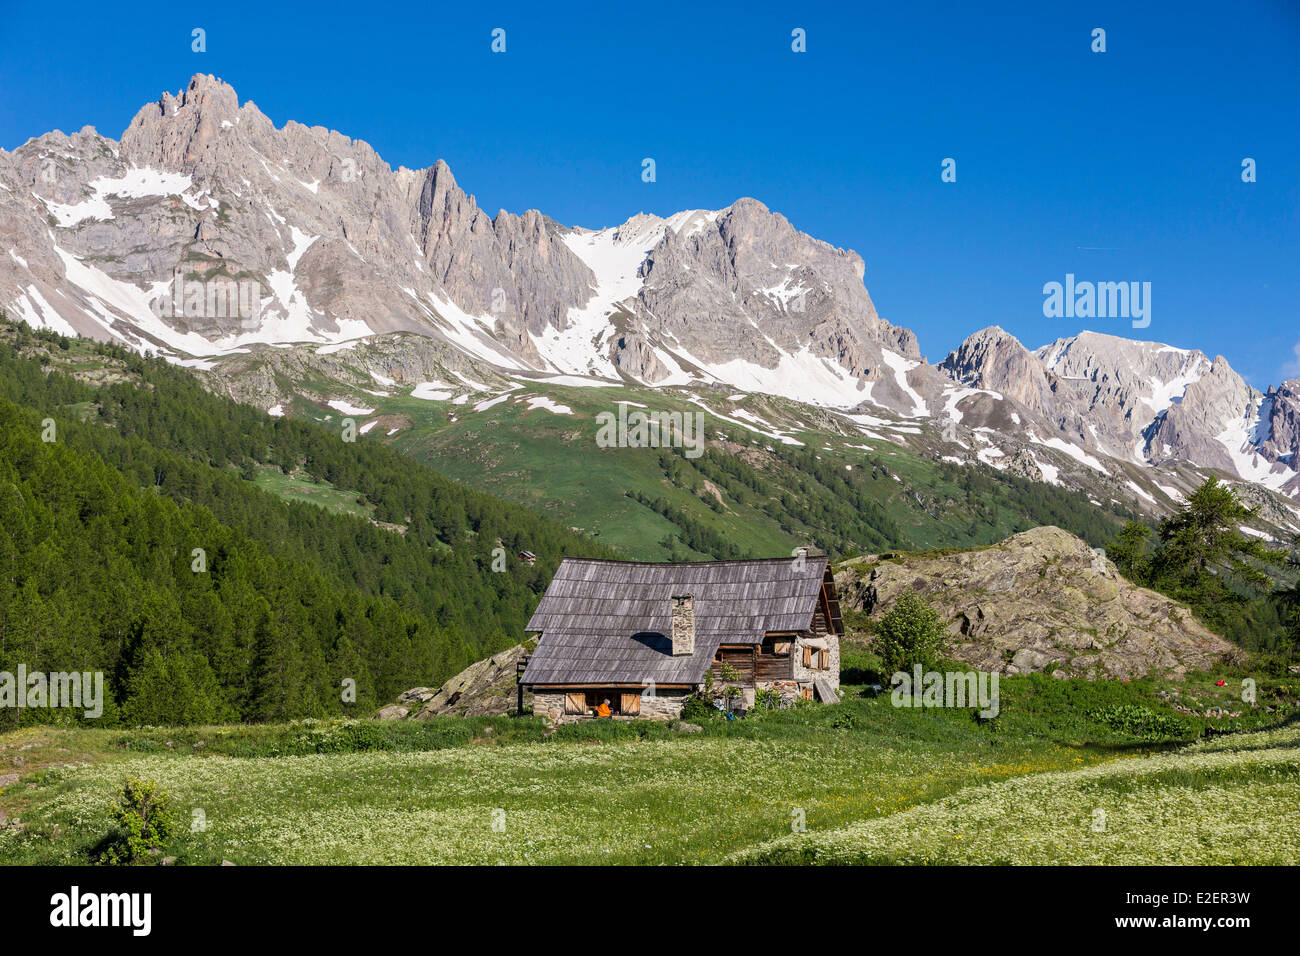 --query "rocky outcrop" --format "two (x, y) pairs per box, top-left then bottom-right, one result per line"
(386, 643), (534, 719)
(835, 526), (1237, 680)
(1004, 448), (1044, 482)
